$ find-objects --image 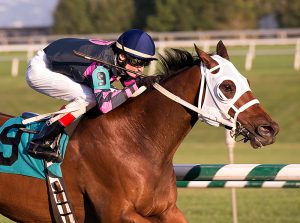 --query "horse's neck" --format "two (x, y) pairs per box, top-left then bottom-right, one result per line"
(123, 65), (201, 163)
(151, 66), (200, 152)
